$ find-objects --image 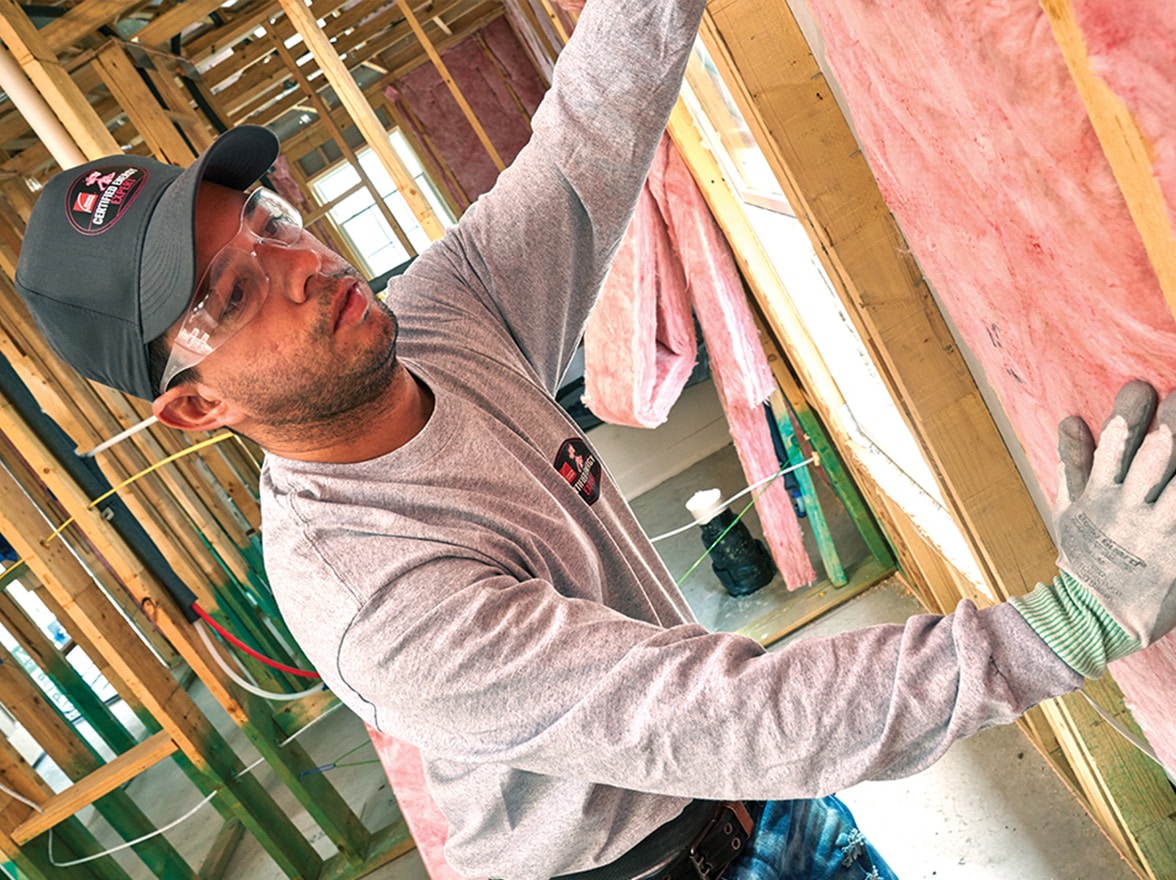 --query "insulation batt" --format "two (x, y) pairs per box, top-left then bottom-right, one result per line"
(389, 17), (546, 207)
(585, 135), (816, 588)
(580, 174), (697, 429)
(804, 0), (1176, 774)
